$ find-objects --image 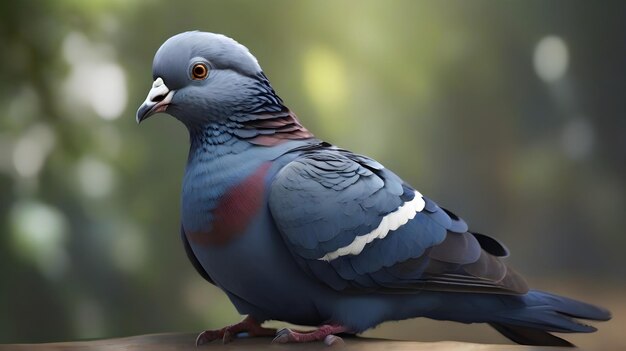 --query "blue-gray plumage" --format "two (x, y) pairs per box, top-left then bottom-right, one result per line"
(136, 31), (610, 346)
